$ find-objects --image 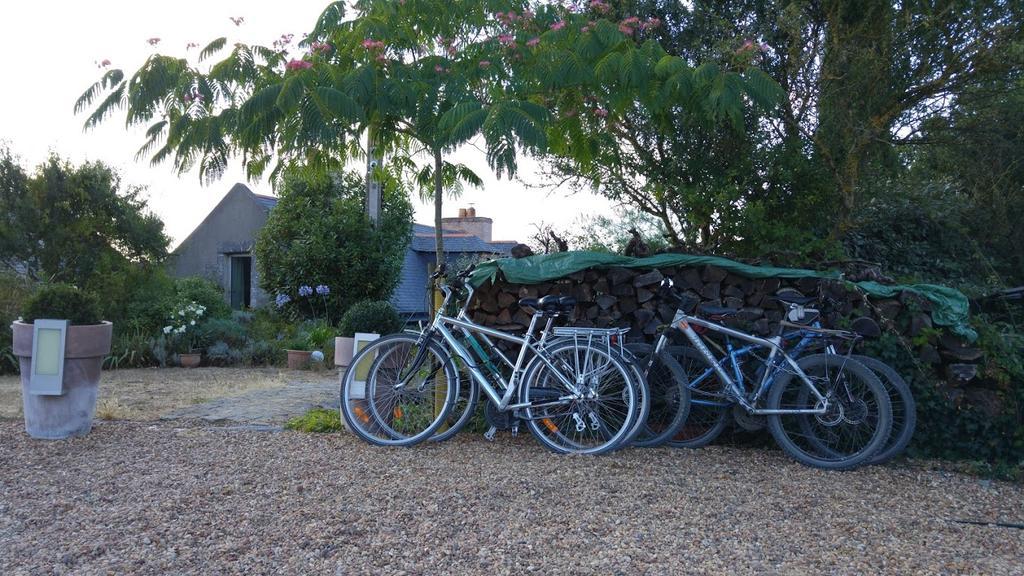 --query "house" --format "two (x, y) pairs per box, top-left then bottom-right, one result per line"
(169, 183), (516, 319)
